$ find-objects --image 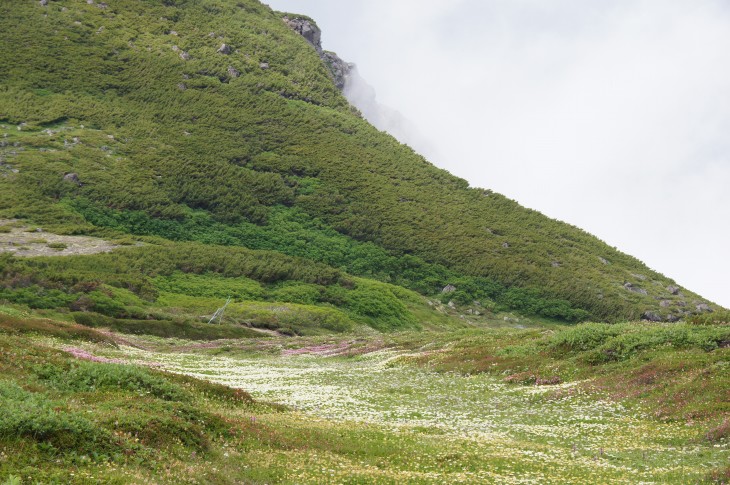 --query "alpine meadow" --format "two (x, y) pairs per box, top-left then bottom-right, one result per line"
(0, 1), (727, 484)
